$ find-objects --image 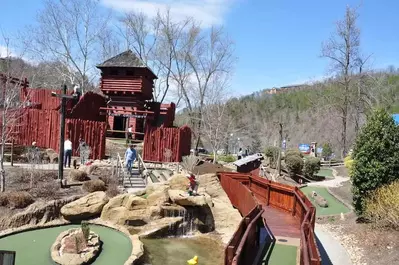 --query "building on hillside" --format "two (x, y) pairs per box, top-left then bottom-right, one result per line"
(97, 50), (175, 140)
